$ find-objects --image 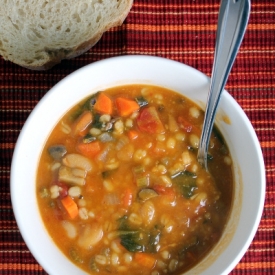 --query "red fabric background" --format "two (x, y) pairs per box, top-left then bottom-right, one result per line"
(0, 0), (274, 274)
